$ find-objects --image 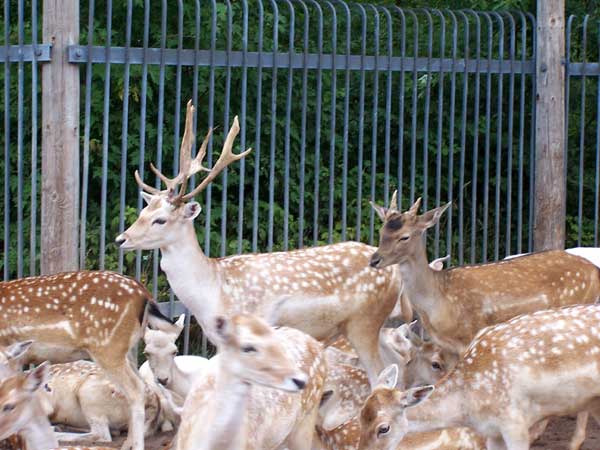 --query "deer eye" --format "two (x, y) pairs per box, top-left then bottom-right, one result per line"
(242, 345), (257, 353)
(377, 424), (390, 437)
(432, 361), (443, 371)
(2, 404), (15, 413)
(399, 235), (410, 242)
(152, 218), (167, 226)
